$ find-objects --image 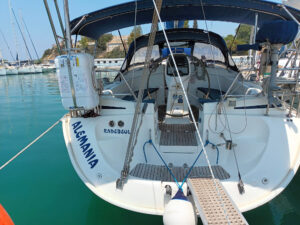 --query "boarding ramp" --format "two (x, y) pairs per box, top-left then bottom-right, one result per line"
(187, 178), (248, 225)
